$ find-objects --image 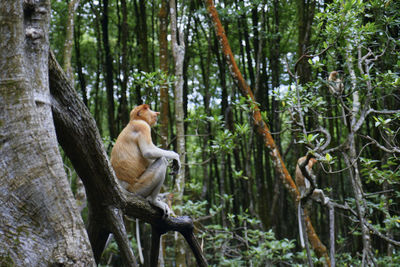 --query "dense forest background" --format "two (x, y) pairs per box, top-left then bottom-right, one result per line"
(49, 0), (400, 266)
